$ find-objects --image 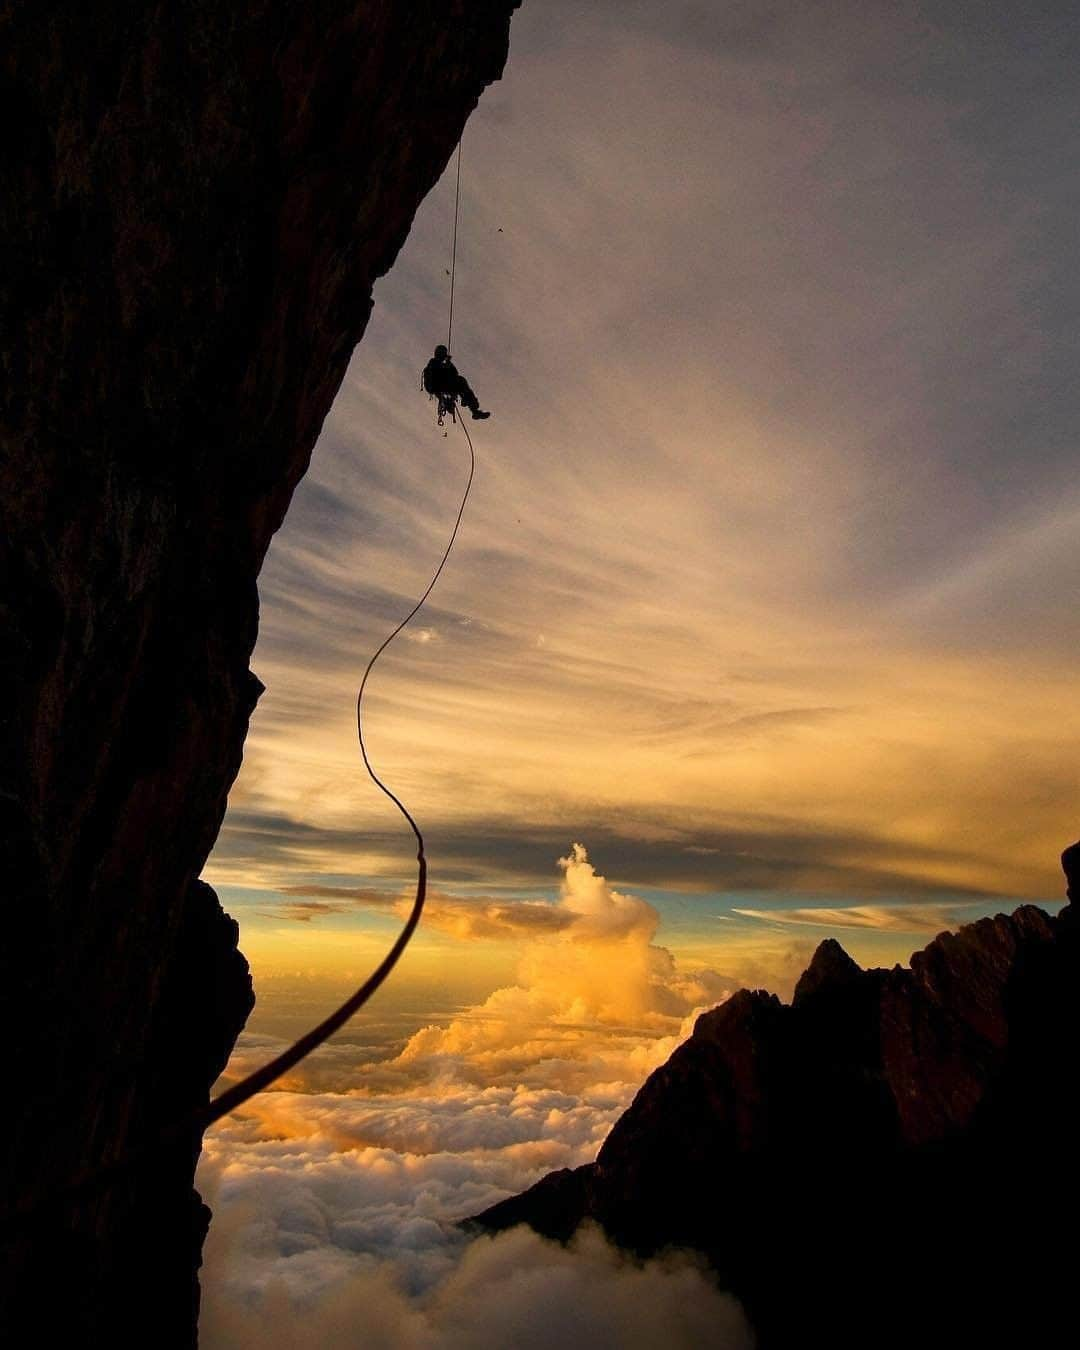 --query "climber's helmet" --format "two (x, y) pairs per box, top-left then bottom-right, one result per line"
(433, 344), (449, 360)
